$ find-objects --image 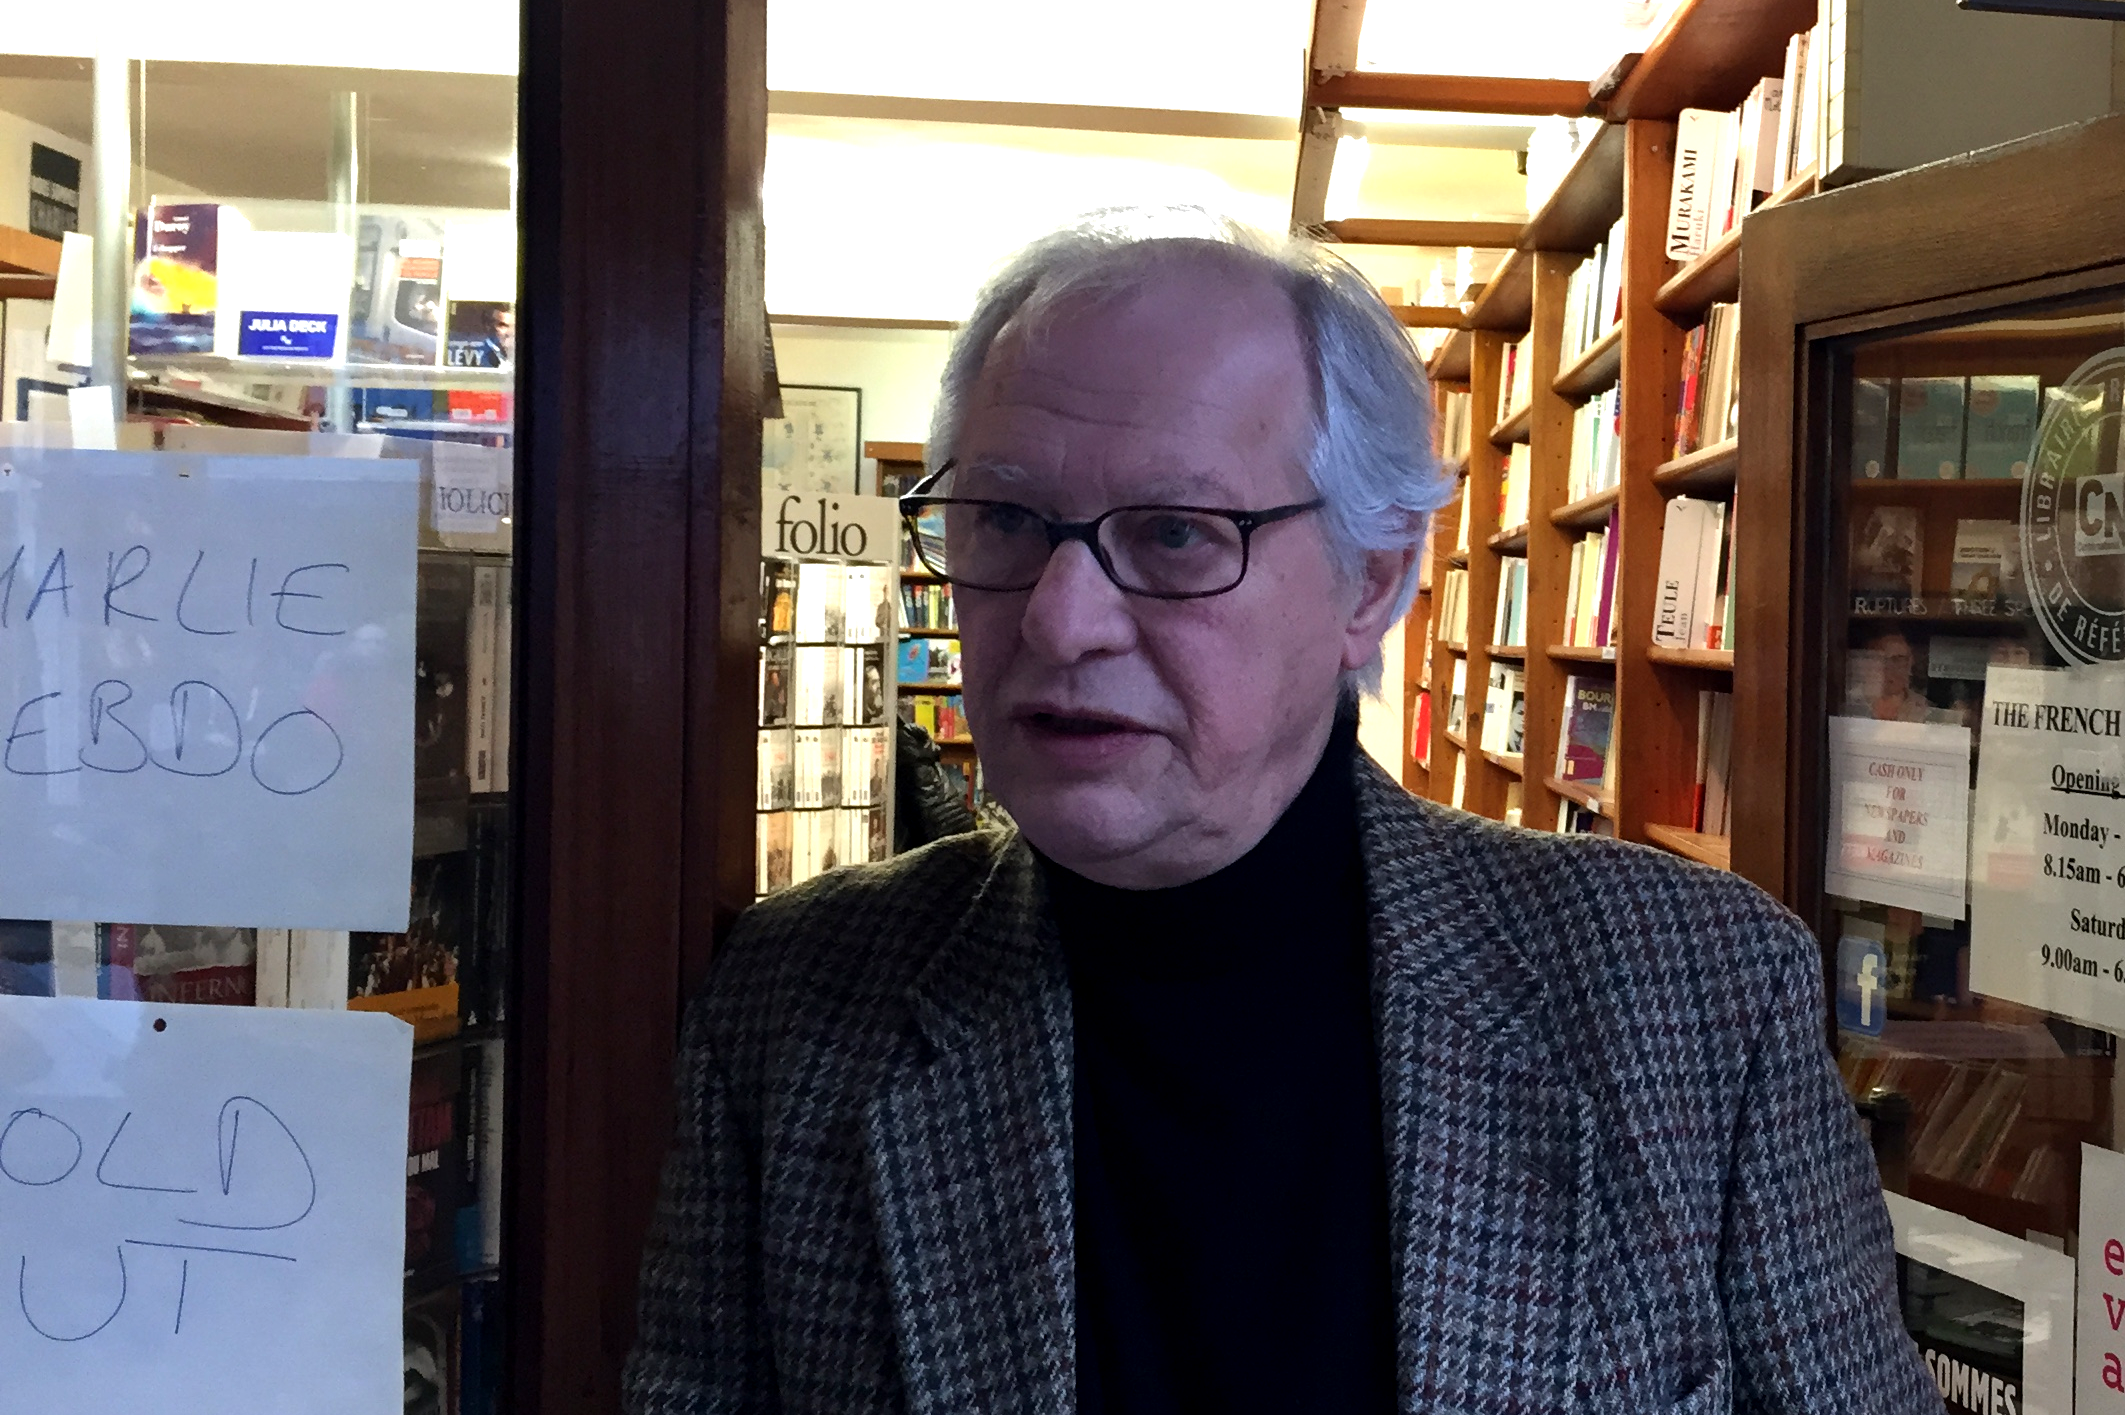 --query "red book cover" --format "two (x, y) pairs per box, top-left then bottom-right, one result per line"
(1593, 510), (1622, 648)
